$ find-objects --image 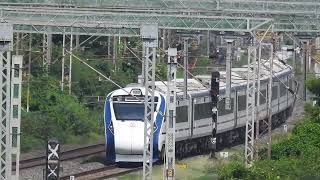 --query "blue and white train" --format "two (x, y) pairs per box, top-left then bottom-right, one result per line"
(104, 59), (296, 163)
